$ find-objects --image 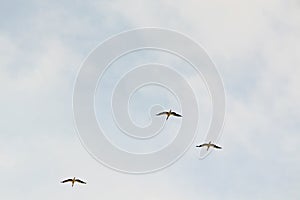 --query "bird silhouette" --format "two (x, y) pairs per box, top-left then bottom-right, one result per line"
(196, 141), (222, 151)
(61, 177), (86, 187)
(156, 109), (182, 120)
